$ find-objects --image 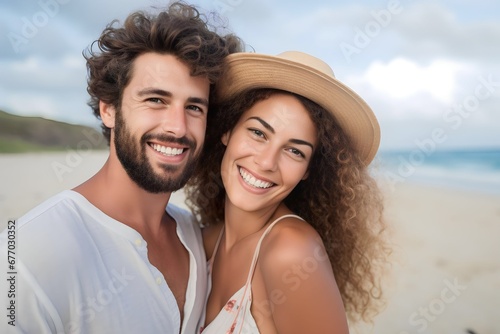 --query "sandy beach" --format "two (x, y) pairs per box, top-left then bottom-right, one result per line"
(355, 182), (500, 334)
(1, 151), (499, 333)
